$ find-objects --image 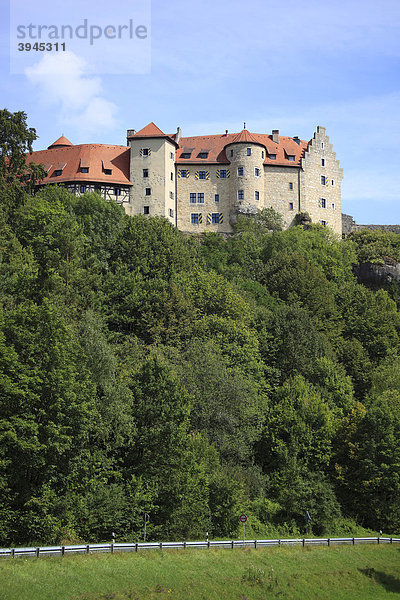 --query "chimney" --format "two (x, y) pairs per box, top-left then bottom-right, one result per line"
(272, 129), (279, 143)
(293, 136), (300, 145)
(225, 129), (228, 136)
(176, 126), (182, 144)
